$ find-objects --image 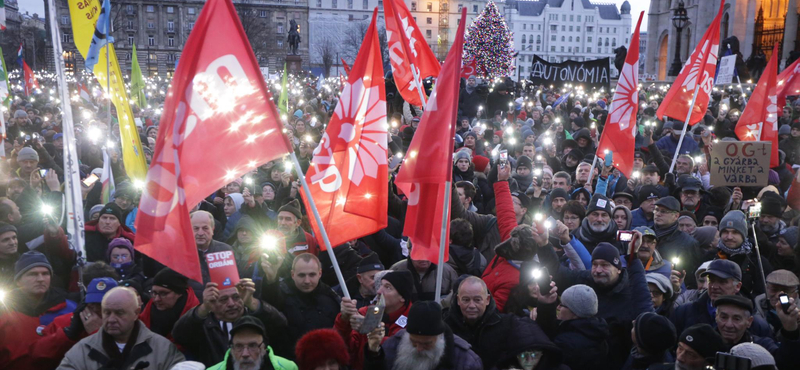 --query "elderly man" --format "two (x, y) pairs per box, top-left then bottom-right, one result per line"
(717, 210), (773, 298)
(648, 324), (725, 370)
(755, 270), (800, 337)
(575, 194), (622, 253)
(339, 253), (384, 309)
(84, 203), (135, 262)
(652, 196), (700, 286)
(172, 278), (288, 366)
(58, 287), (185, 369)
(713, 295), (800, 370)
(138, 268), (200, 342)
(364, 301), (482, 370)
(758, 195), (788, 244)
(630, 185), (659, 228)
(390, 254), (458, 302)
(275, 200), (319, 256)
(206, 316), (296, 370)
(190, 210), (235, 299)
(677, 177), (715, 222)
